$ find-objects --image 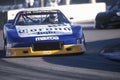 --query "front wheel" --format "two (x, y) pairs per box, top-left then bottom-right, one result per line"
(95, 22), (106, 29)
(81, 34), (86, 52)
(3, 38), (12, 57)
(3, 38), (7, 57)
(0, 38), (6, 58)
